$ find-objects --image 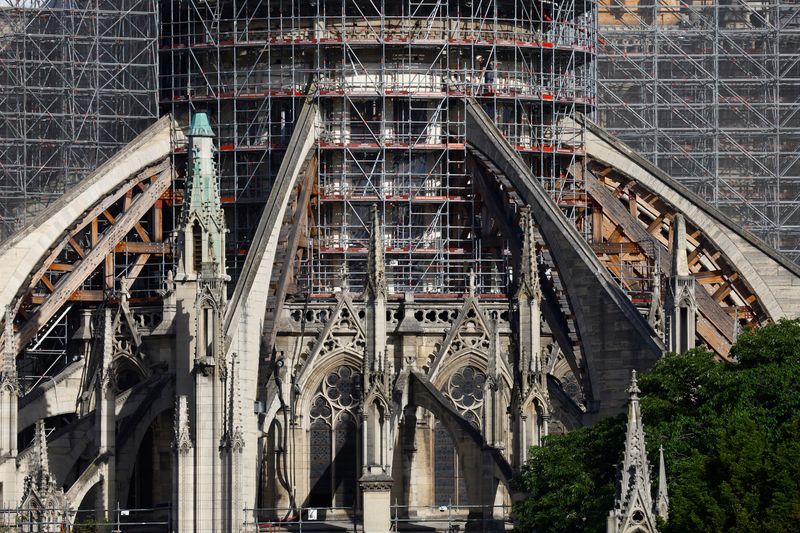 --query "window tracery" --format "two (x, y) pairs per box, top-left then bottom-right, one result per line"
(446, 365), (486, 428)
(308, 365), (361, 508)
